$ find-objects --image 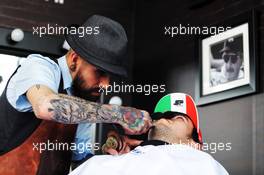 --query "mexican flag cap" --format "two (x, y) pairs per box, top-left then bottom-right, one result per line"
(154, 93), (202, 143)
